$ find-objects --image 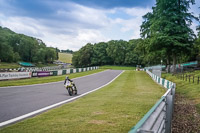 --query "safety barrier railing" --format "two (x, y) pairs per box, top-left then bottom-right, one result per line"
(129, 69), (175, 133)
(0, 66), (99, 80)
